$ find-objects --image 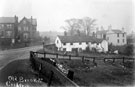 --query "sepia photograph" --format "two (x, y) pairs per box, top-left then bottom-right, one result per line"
(0, 0), (134, 87)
